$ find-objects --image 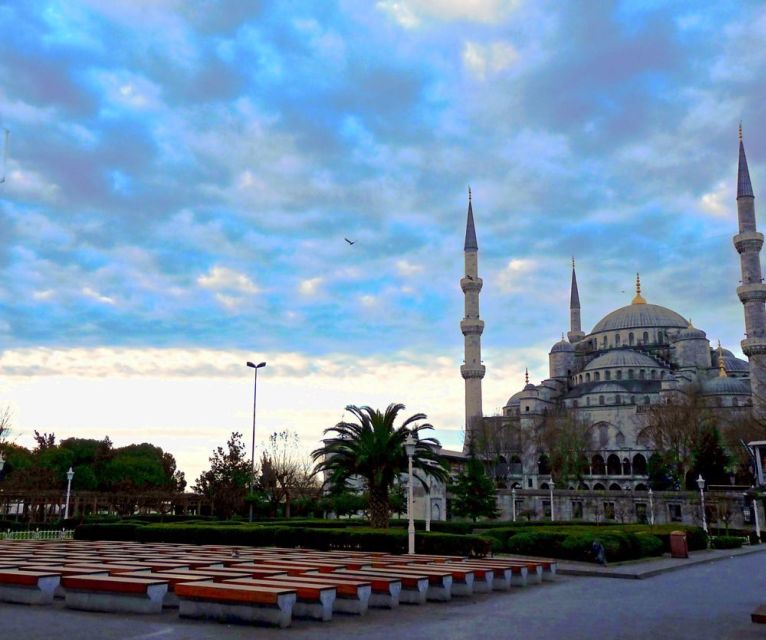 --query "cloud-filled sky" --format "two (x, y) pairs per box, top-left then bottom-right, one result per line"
(1, 0), (765, 481)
